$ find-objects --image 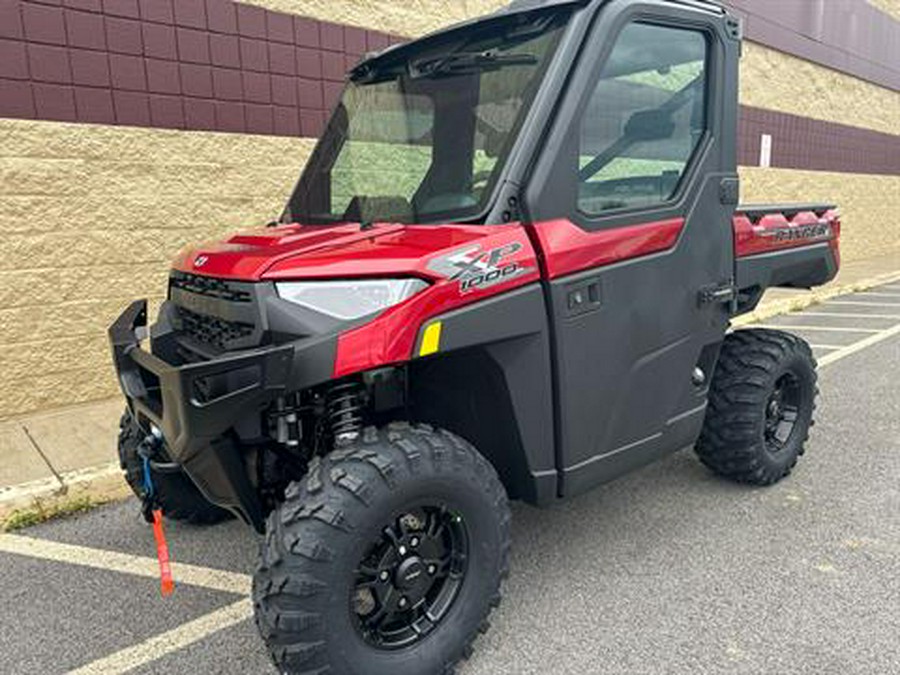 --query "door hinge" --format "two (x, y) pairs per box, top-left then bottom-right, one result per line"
(699, 282), (737, 309)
